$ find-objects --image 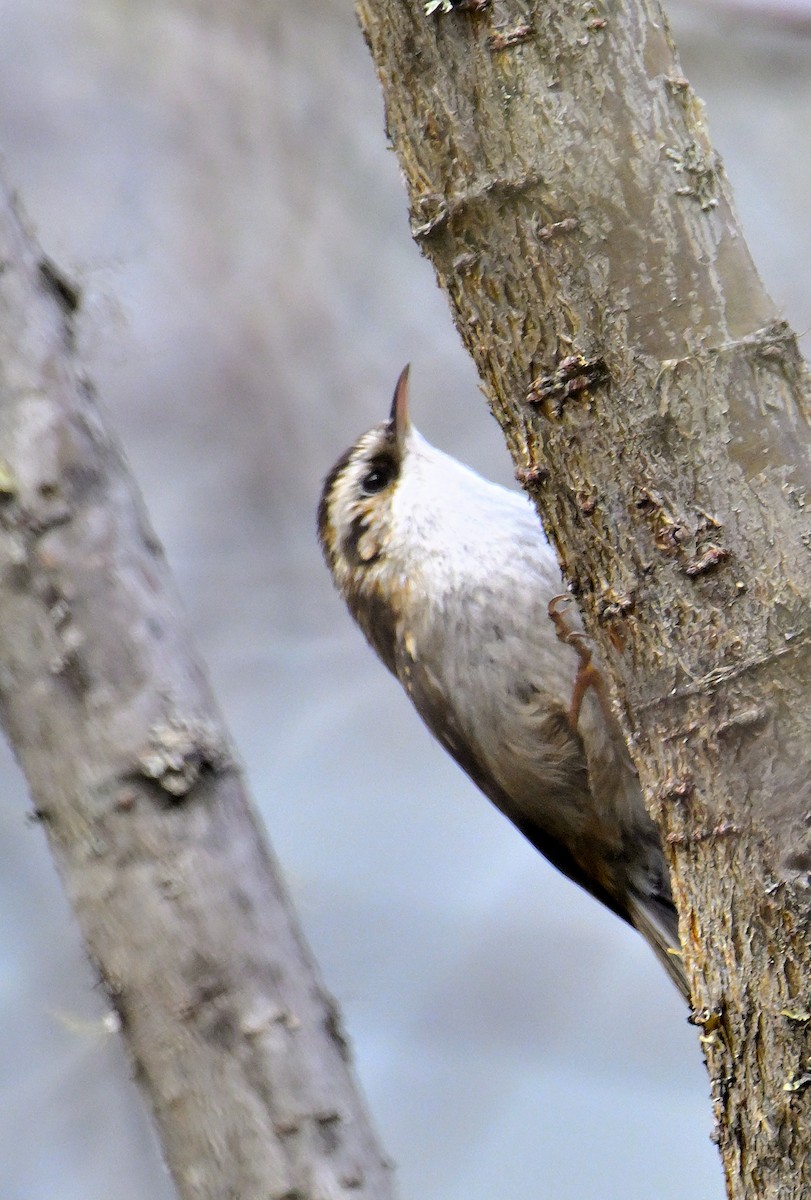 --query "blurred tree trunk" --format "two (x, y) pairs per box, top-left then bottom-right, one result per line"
(0, 181), (396, 1200)
(357, 0), (811, 1195)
